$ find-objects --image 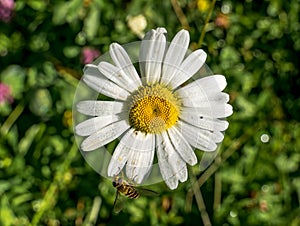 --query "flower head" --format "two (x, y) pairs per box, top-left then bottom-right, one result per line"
(81, 47), (101, 64)
(215, 13), (230, 29)
(197, 0), (210, 13)
(127, 14), (147, 38)
(0, 0), (14, 22)
(74, 28), (233, 189)
(0, 82), (13, 104)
